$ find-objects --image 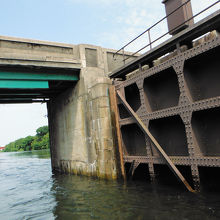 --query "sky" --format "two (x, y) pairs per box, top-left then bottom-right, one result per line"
(0, 0), (219, 146)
